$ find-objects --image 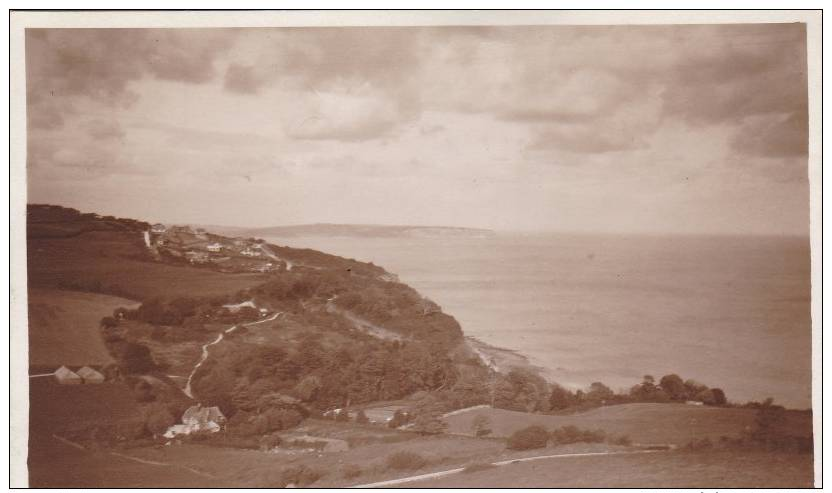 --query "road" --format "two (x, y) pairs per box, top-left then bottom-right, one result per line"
(348, 449), (666, 488)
